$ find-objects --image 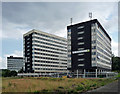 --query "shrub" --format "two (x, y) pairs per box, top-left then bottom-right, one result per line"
(58, 86), (64, 89)
(34, 91), (40, 94)
(2, 69), (17, 77)
(76, 85), (84, 91)
(8, 82), (12, 87)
